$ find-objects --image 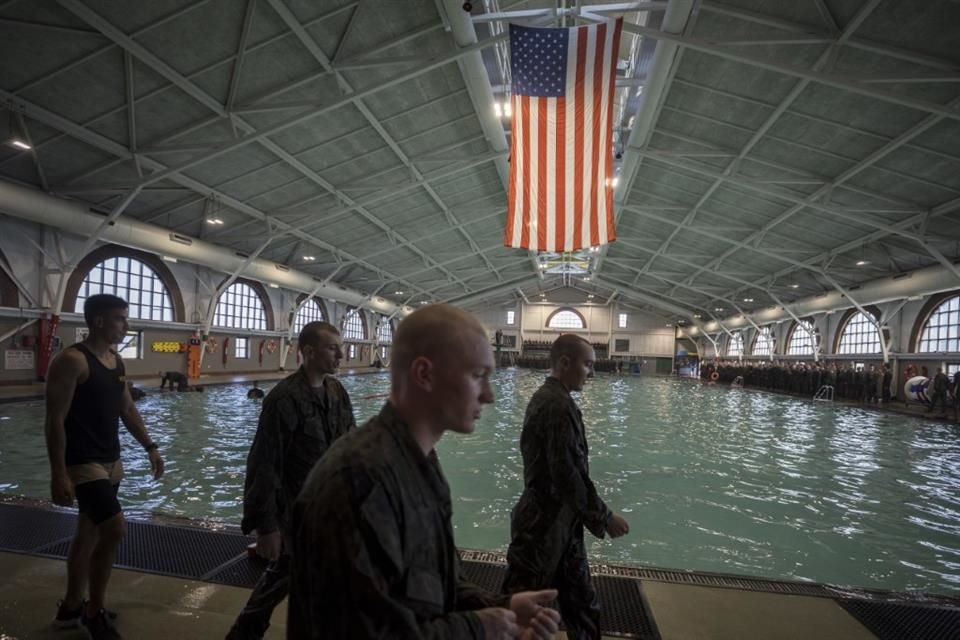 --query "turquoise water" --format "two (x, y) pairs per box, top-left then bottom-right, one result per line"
(1, 370), (958, 595)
